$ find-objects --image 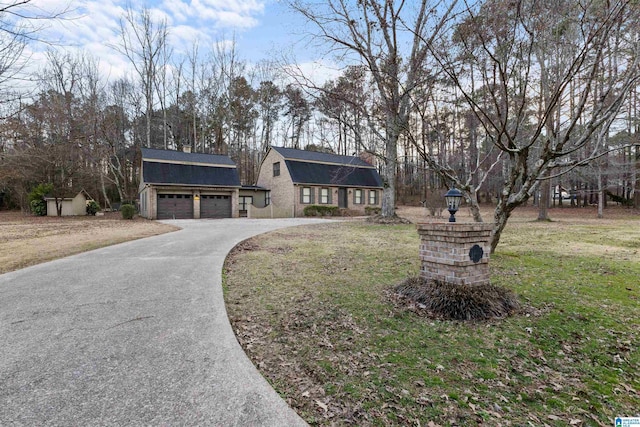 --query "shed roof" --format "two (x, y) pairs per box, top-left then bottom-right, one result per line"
(44, 189), (92, 201)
